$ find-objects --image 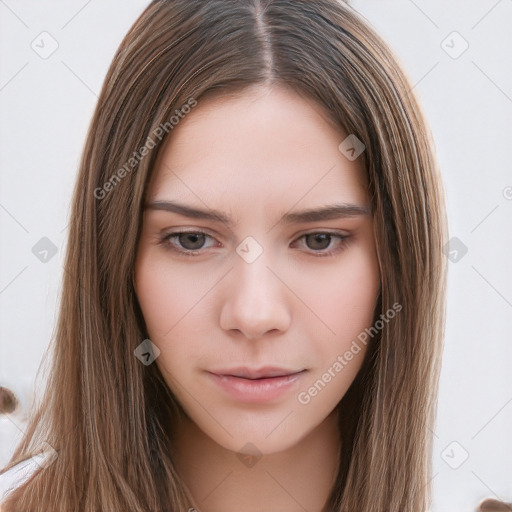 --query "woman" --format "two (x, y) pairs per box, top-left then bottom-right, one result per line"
(1, 0), (451, 510)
